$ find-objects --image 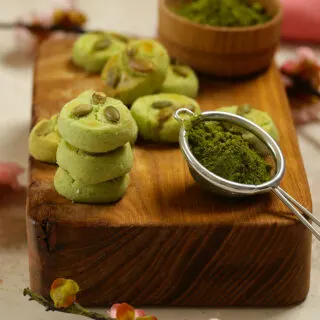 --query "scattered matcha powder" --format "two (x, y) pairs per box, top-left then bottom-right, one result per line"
(186, 118), (271, 185)
(174, 0), (271, 27)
